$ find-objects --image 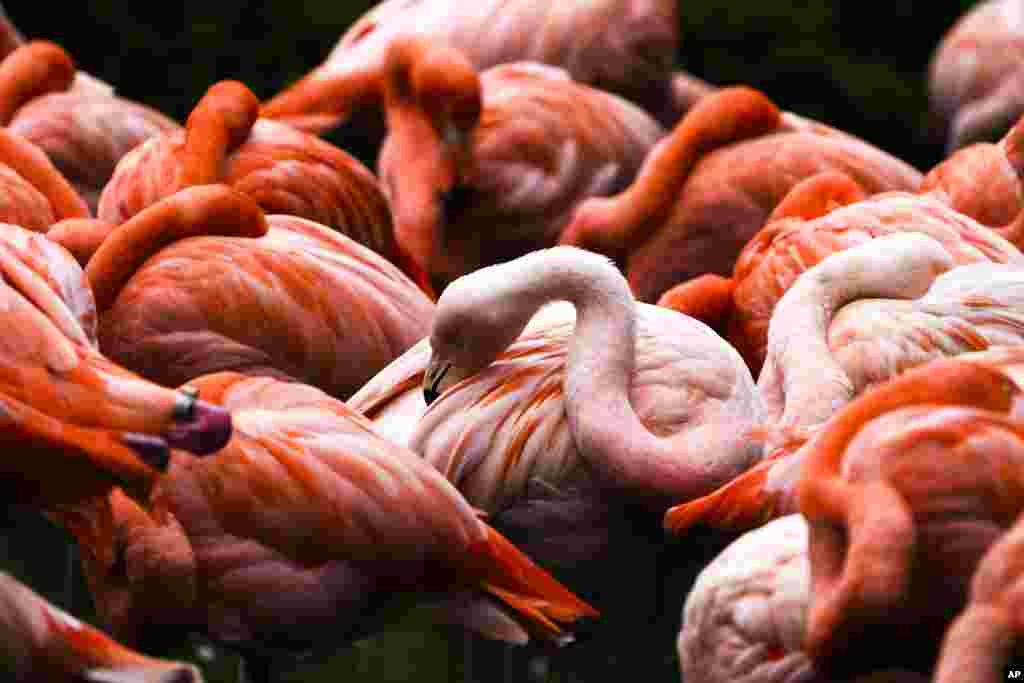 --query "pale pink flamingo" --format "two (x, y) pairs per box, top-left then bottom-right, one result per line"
(929, 0), (1024, 151)
(76, 184), (433, 399)
(375, 36), (664, 290)
(557, 86), (923, 304)
(678, 513), (928, 683)
(349, 245), (764, 678)
(259, 0), (685, 131)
